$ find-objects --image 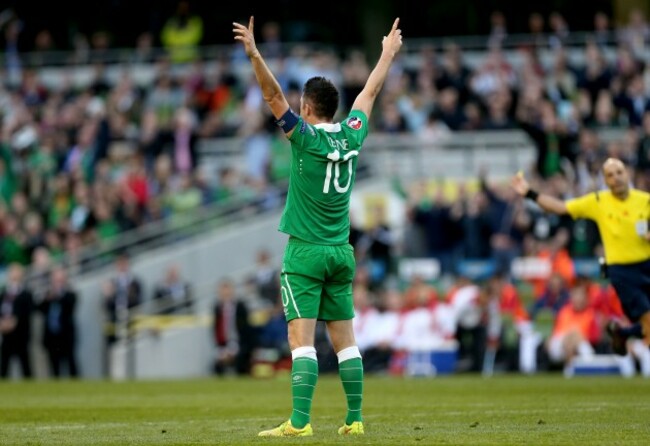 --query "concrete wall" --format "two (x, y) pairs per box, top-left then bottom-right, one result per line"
(71, 210), (288, 379)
